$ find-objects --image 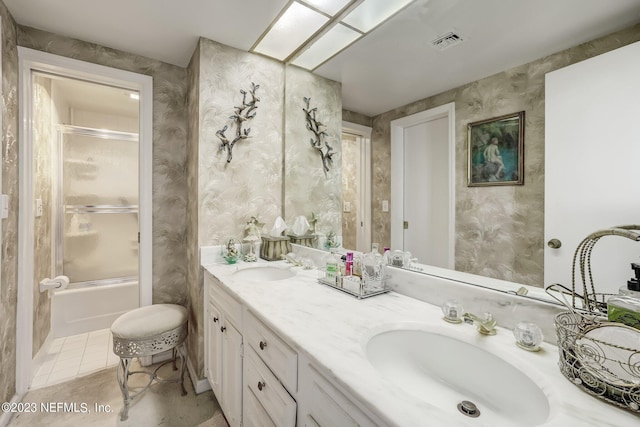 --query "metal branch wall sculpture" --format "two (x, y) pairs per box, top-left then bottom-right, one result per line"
(216, 82), (260, 163)
(303, 97), (334, 174)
